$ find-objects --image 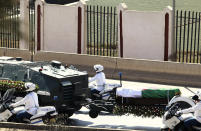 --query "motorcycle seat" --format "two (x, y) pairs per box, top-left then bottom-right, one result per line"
(93, 93), (101, 98)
